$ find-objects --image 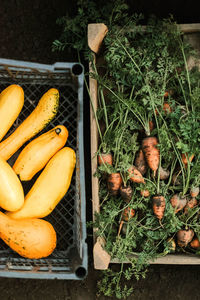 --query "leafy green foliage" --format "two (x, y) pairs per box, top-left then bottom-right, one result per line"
(91, 16), (200, 298)
(97, 266), (135, 299)
(53, 2), (200, 298)
(52, 0), (131, 58)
